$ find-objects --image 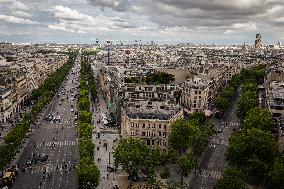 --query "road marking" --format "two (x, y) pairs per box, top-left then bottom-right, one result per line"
(200, 169), (223, 179)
